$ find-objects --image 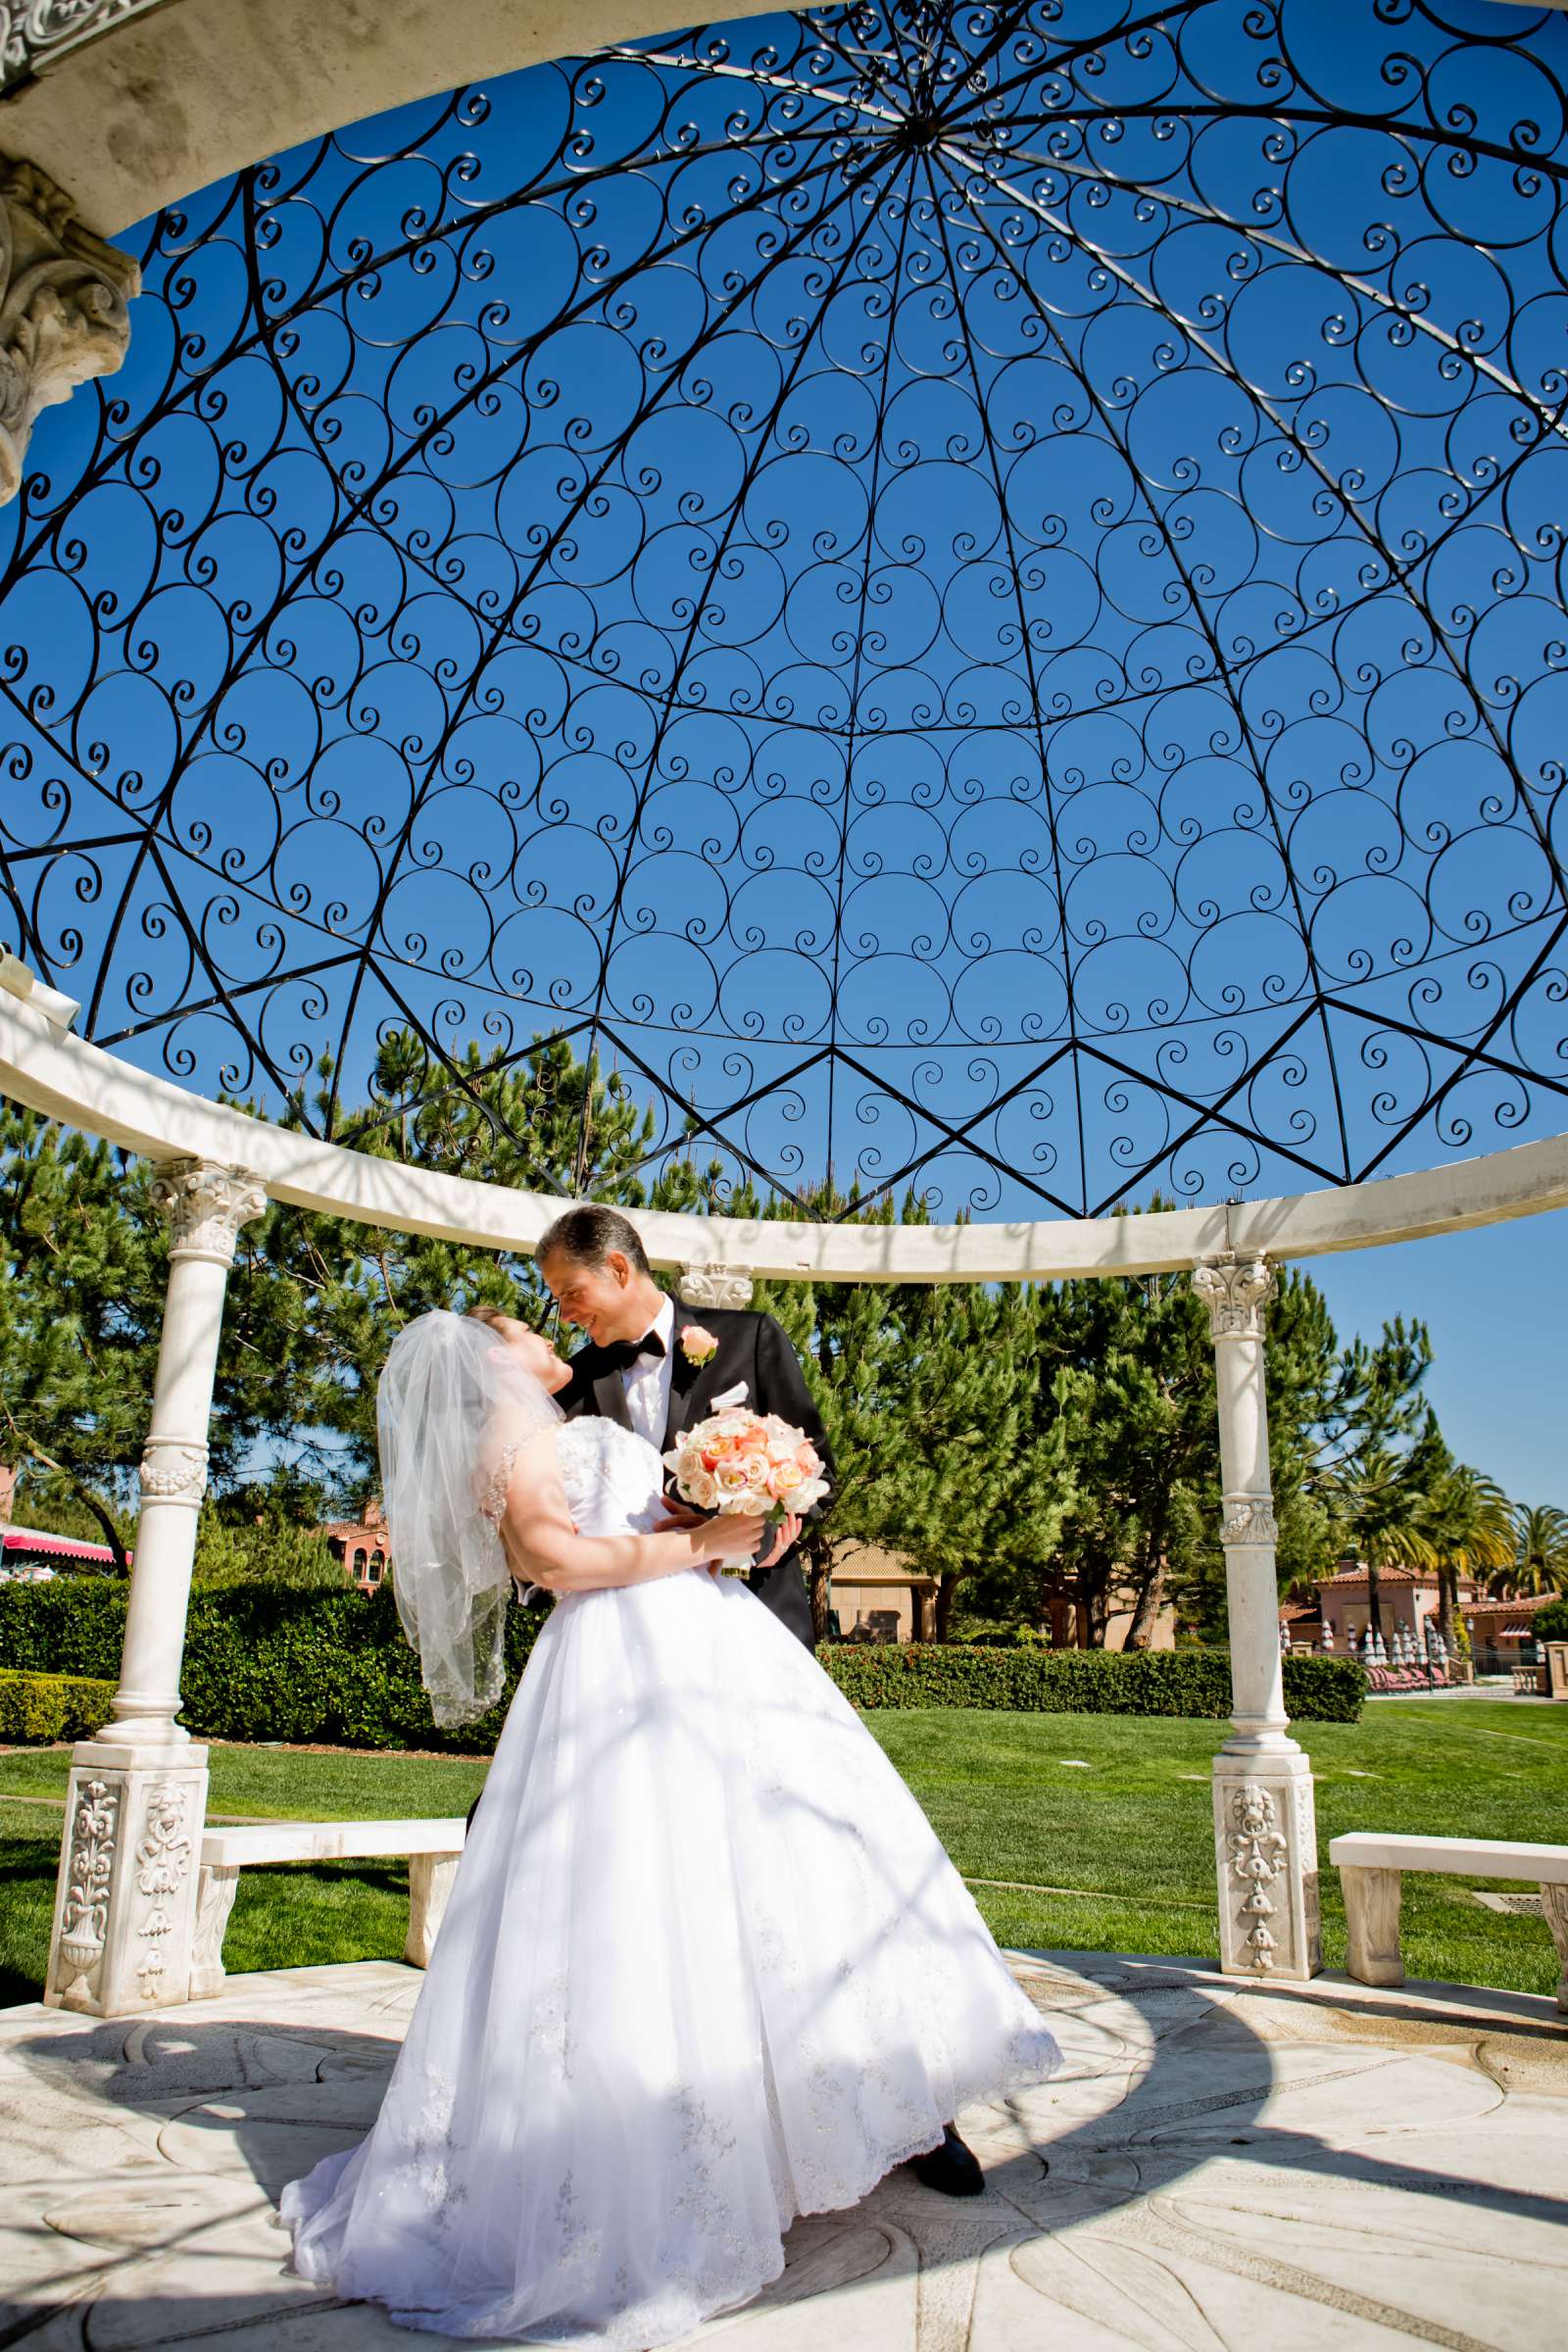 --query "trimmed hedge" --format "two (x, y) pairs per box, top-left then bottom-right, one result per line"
(0, 1665), (116, 1743)
(1534, 1595), (1568, 1645)
(0, 1580), (1364, 1746)
(821, 1643), (1364, 1721)
(0, 1579), (549, 1755)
